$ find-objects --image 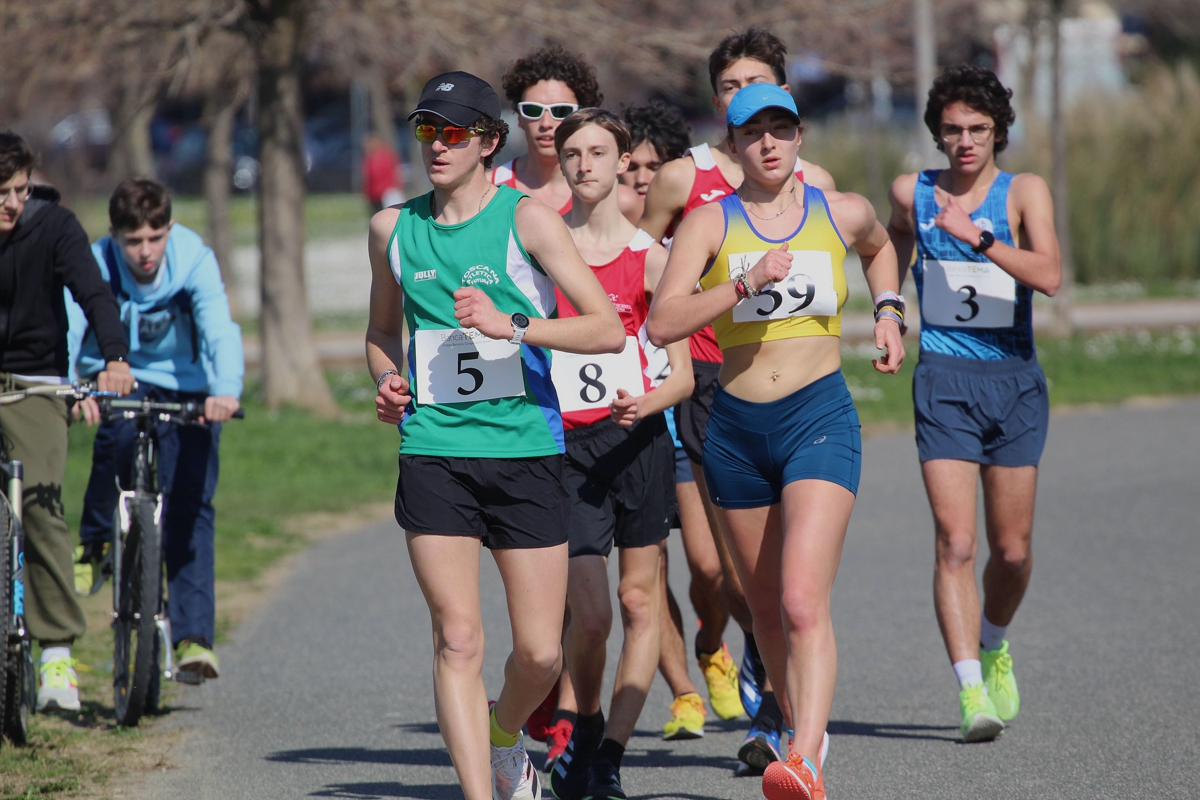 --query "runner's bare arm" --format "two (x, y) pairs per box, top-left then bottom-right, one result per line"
(934, 173), (1060, 295)
(831, 191), (906, 374)
(365, 207), (412, 424)
(646, 203), (740, 347)
(611, 244), (695, 425)
(886, 172), (920, 286)
(513, 198), (625, 354)
(638, 156), (696, 240)
(801, 160), (837, 192)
